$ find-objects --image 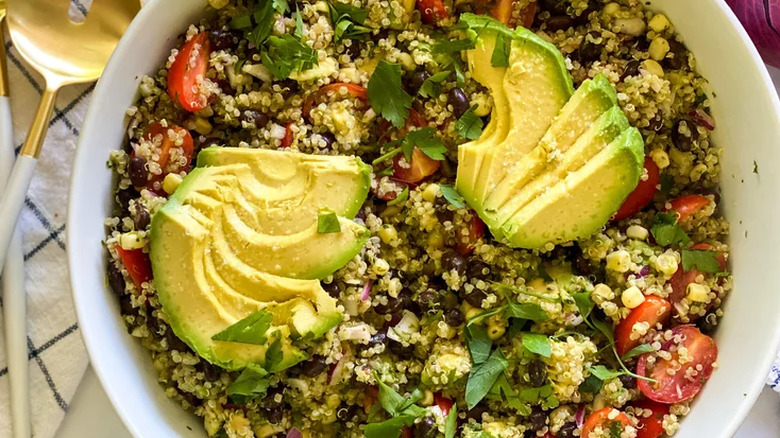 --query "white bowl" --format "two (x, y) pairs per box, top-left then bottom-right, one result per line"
(68, 1), (780, 437)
